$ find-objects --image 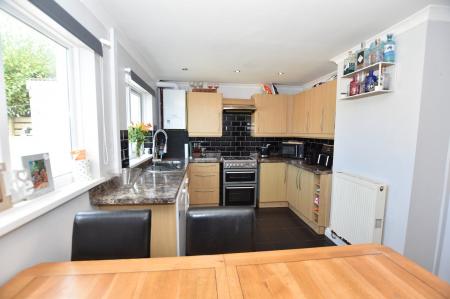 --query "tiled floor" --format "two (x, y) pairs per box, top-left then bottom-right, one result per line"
(254, 207), (335, 251)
